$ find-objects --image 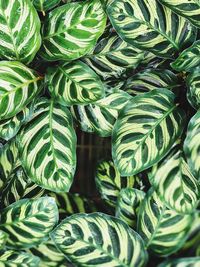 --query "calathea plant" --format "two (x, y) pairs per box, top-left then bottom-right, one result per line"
(0, 0), (200, 266)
